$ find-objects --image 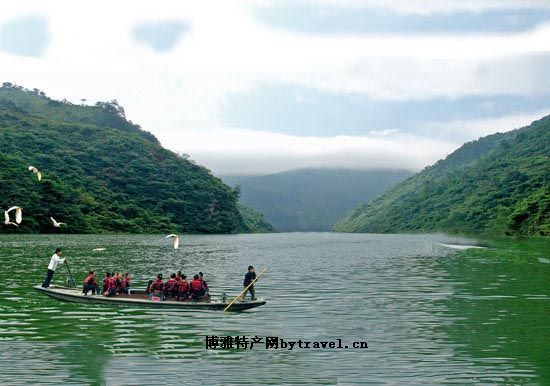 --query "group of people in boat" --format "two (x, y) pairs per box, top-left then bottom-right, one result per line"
(146, 271), (209, 301)
(42, 248), (259, 303)
(80, 269), (211, 302)
(81, 271), (130, 296)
